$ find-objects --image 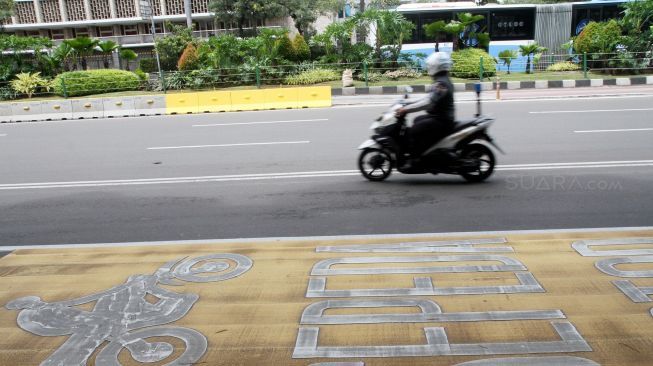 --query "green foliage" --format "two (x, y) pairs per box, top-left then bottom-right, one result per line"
(284, 68), (339, 85)
(10, 72), (49, 98)
(0, 35), (52, 51)
(424, 20), (449, 51)
(134, 69), (148, 81)
(0, 0), (14, 23)
(65, 37), (99, 70)
(546, 61), (581, 72)
(278, 34), (296, 62)
(355, 71), (382, 82)
(139, 58), (157, 73)
(155, 23), (193, 71)
(177, 43), (200, 71)
(293, 34), (310, 61)
(574, 20), (622, 54)
(519, 43), (547, 74)
(498, 49), (518, 74)
(96, 40), (118, 69)
(119, 49), (138, 71)
(53, 70), (140, 97)
(208, 0), (285, 37)
(0, 86), (17, 101)
(451, 48), (496, 79)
